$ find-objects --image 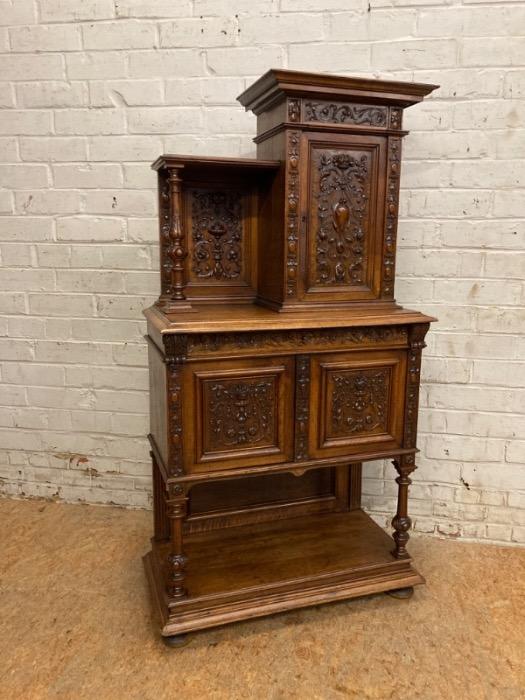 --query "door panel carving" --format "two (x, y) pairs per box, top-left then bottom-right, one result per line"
(308, 350), (406, 458)
(186, 357), (295, 471)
